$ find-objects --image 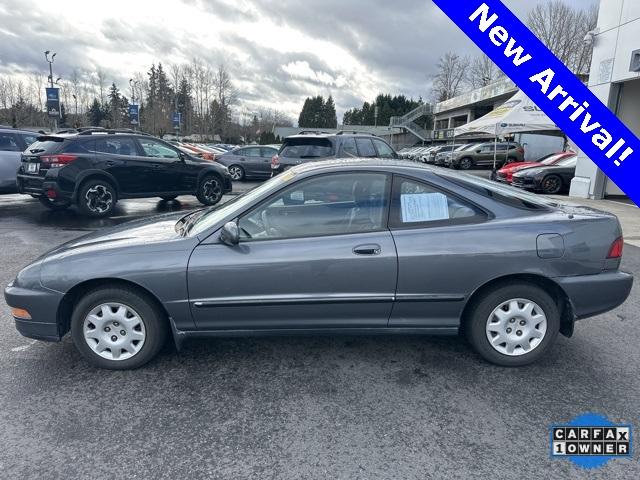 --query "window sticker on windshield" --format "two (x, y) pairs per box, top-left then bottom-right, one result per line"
(401, 193), (449, 223)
